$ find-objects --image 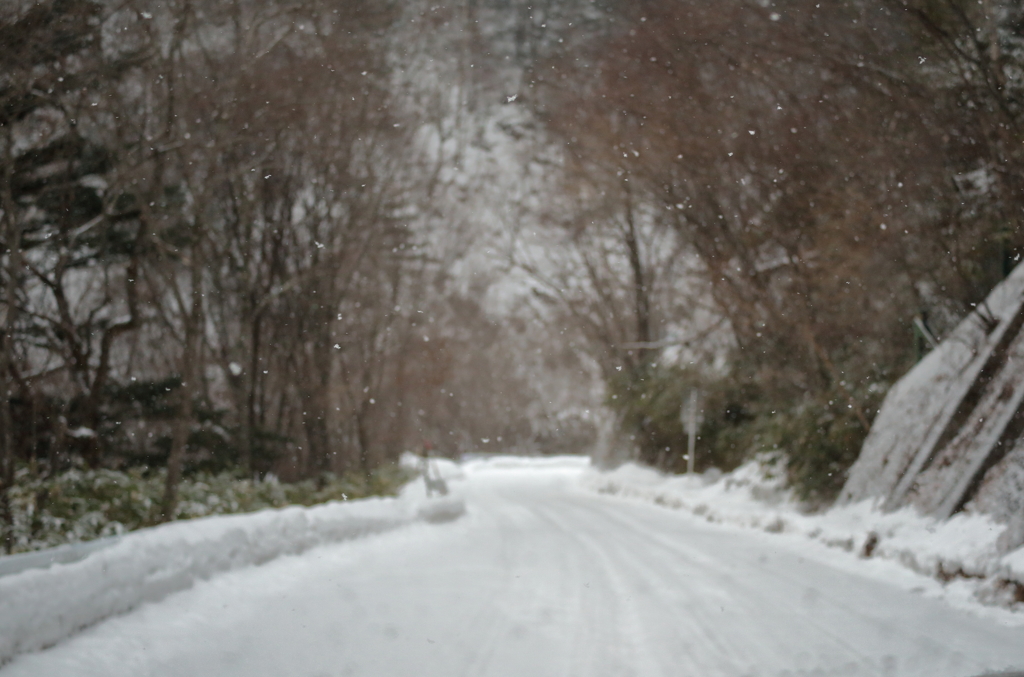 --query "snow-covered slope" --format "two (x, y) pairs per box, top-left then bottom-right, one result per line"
(840, 262), (1024, 516)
